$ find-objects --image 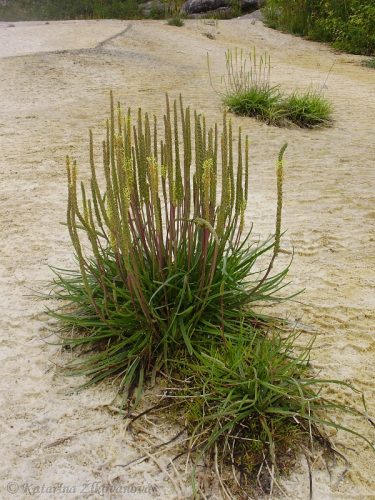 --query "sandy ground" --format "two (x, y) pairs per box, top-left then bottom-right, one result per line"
(0, 18), (374, 499)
